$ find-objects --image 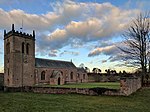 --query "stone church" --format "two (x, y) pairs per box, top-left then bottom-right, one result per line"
(4, 24), (88, 87)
